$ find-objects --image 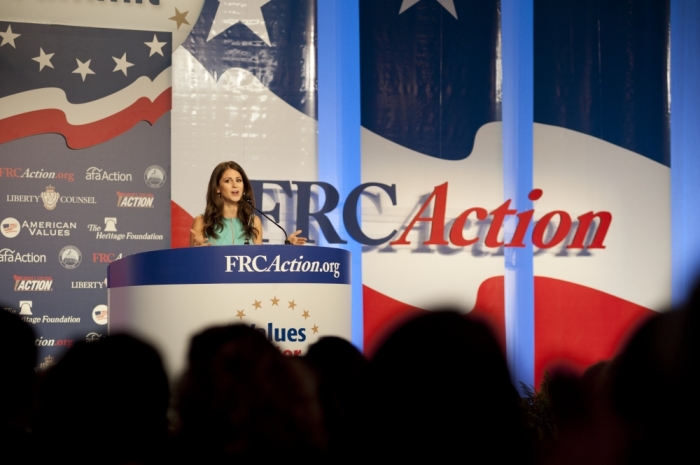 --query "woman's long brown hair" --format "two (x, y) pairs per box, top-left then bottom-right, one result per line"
(202, 161), (258, 241)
